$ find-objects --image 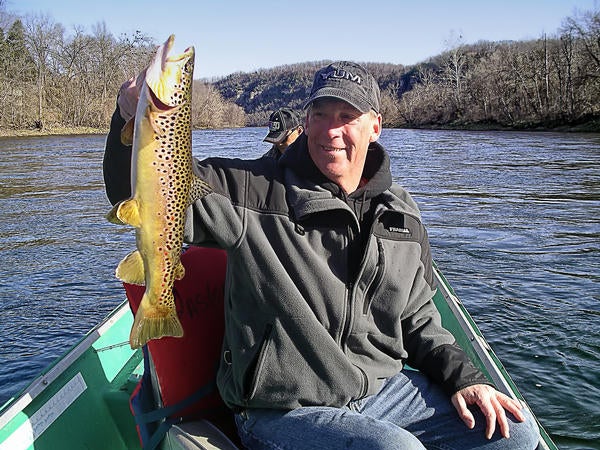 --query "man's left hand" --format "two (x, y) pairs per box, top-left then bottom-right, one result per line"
(451, 384), (526, 439)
